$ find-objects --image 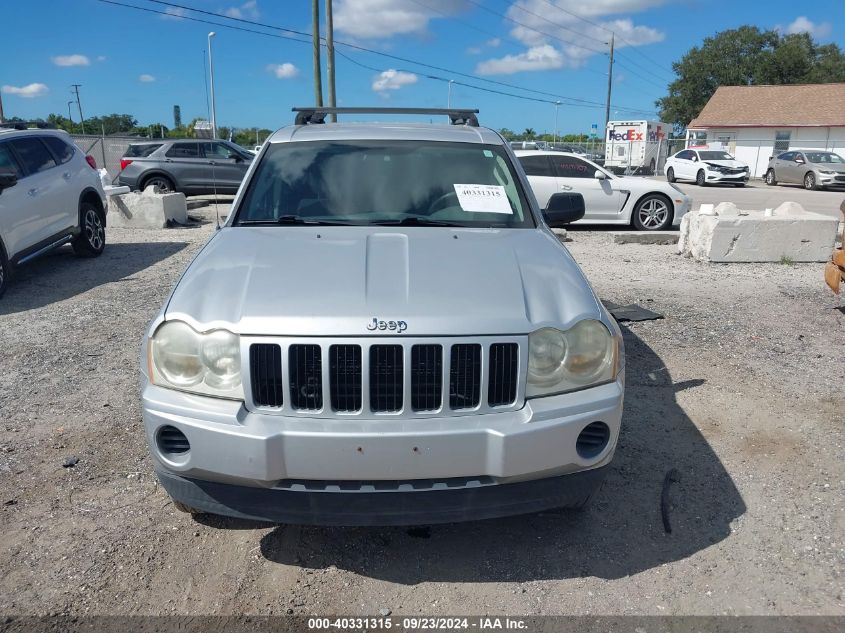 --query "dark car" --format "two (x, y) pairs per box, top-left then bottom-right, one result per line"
(117, 139), (253, 195)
